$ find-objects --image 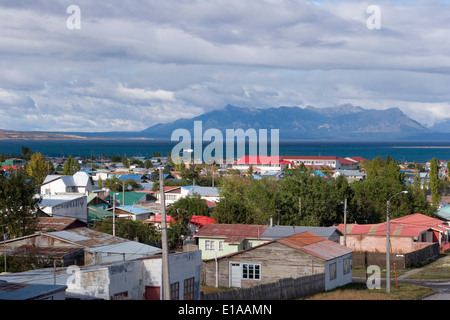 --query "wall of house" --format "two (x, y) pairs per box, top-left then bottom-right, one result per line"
(202, 242), (327, 289)
(343, 234), (415, 253)
(43, 197), (88, 222)
(324, 253), (353, 291)
(198, 238), (264, 260)
(67, 250), (202, 300)
(41, 179), (67, 195)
